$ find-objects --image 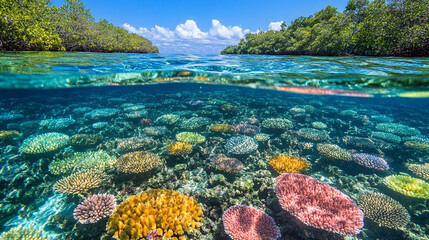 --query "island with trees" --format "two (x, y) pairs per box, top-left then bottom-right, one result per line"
(0, 0), (158, 53)
(221, 0), (428, 57)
